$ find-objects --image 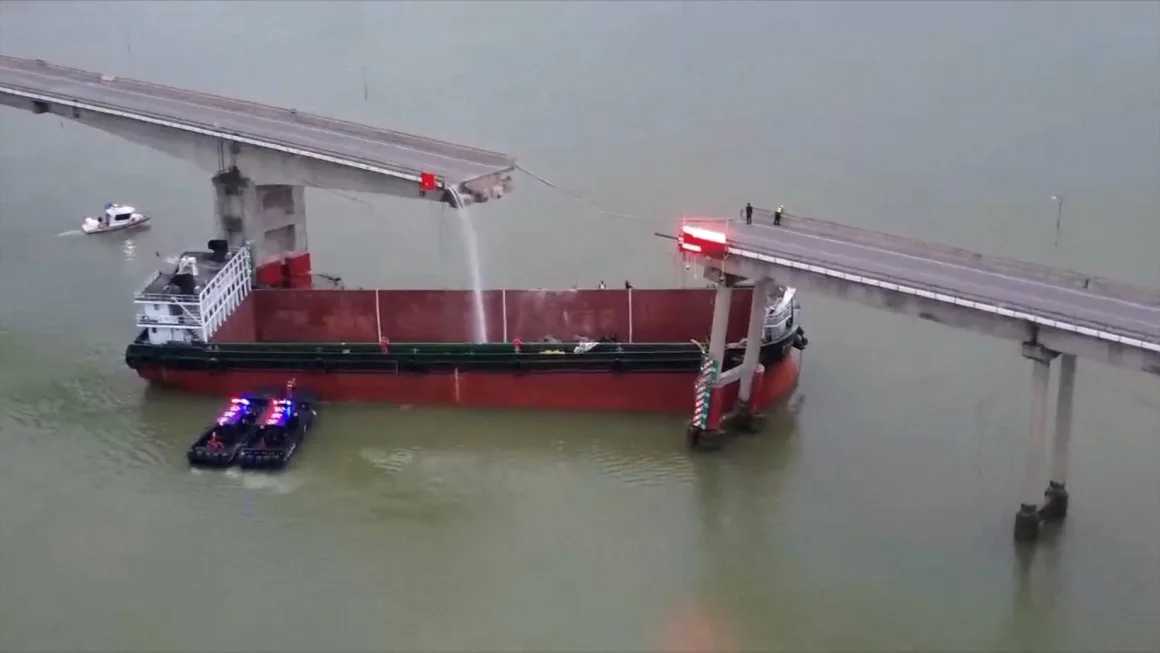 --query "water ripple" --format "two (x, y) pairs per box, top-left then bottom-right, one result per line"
(1, 344), (169, 477)
(359, 446), (419, 473)
(583, 441), (698, 487)
(222, 468), (307, 495)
